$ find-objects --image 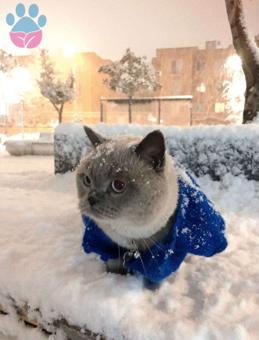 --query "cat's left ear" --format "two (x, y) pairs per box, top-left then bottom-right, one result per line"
(135, 130), (165, 170)
(83, 126), (107, 147)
